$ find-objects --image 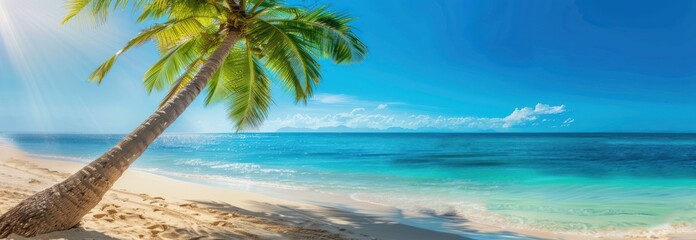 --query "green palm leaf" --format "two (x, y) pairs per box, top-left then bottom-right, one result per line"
(89, 17), (211, 83)
(158, 59), (202, 107)
(62, 0), (146, 24)
(247, 19), (321, 102)
(143, 37), (203, 93)
(268, 7), (367, 63)
(227, 40), (273, 130)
